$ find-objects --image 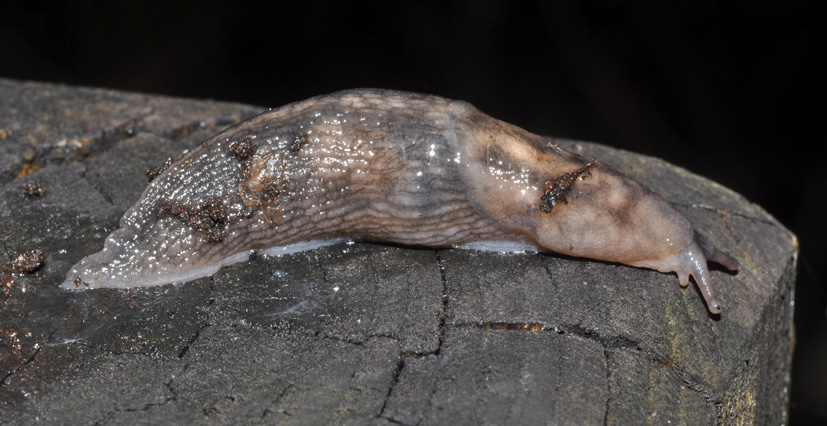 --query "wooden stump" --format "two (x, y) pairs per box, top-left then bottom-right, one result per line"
(0, 79), (796, 425)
